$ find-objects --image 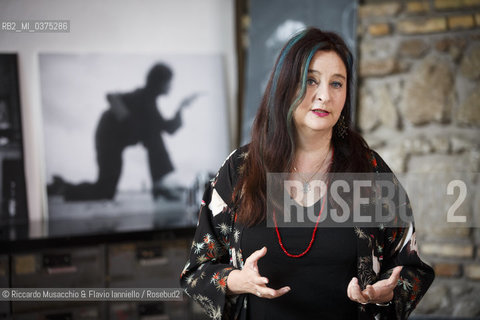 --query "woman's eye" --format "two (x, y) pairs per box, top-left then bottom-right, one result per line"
(306, 78), (317, 86)
(331, 81), (343, 88)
